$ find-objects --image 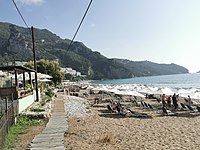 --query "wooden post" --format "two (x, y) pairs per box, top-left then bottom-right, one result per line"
(31, 26), (39, 101)
(28, 72), (32, 85)
(14, 69), (18, 91)
(23, 72), (25, 90)
(5, 98), (8, 119)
